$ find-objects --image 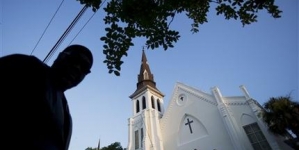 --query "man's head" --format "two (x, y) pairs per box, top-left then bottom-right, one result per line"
(51, 44), (93, 91)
